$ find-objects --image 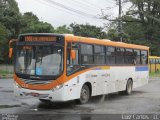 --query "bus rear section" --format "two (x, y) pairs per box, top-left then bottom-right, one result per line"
(10, 33), (149, 104)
